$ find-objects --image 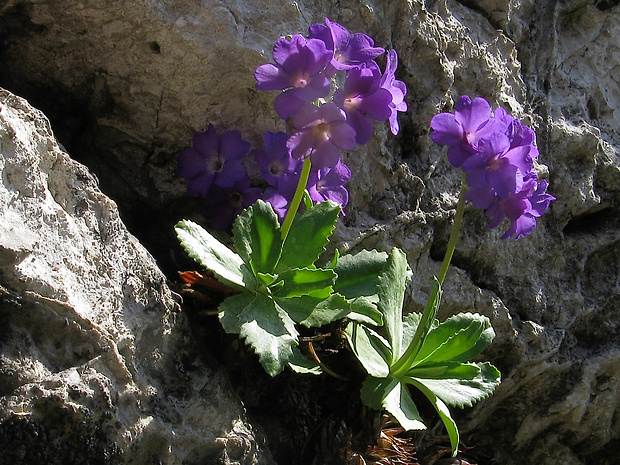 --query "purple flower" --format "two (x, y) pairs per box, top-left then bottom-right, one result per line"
(333, 61), (393, 144)
(461, 132), (533, 199)
(307, 160), (351, 209)
(308, 18), (384, 75)
(431, 95), (555, 240)
(203, 177), (262, 230)
(484, 178), (555, 240)
(254, 34), (332, 119)
(430, 95), (507, 167)
(176, 125), (250, 198)
(379, 50), (408, 136)
(287, 102), (357, 169)
(253, 131), (303, 187)
(495, 107), (540, 159)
